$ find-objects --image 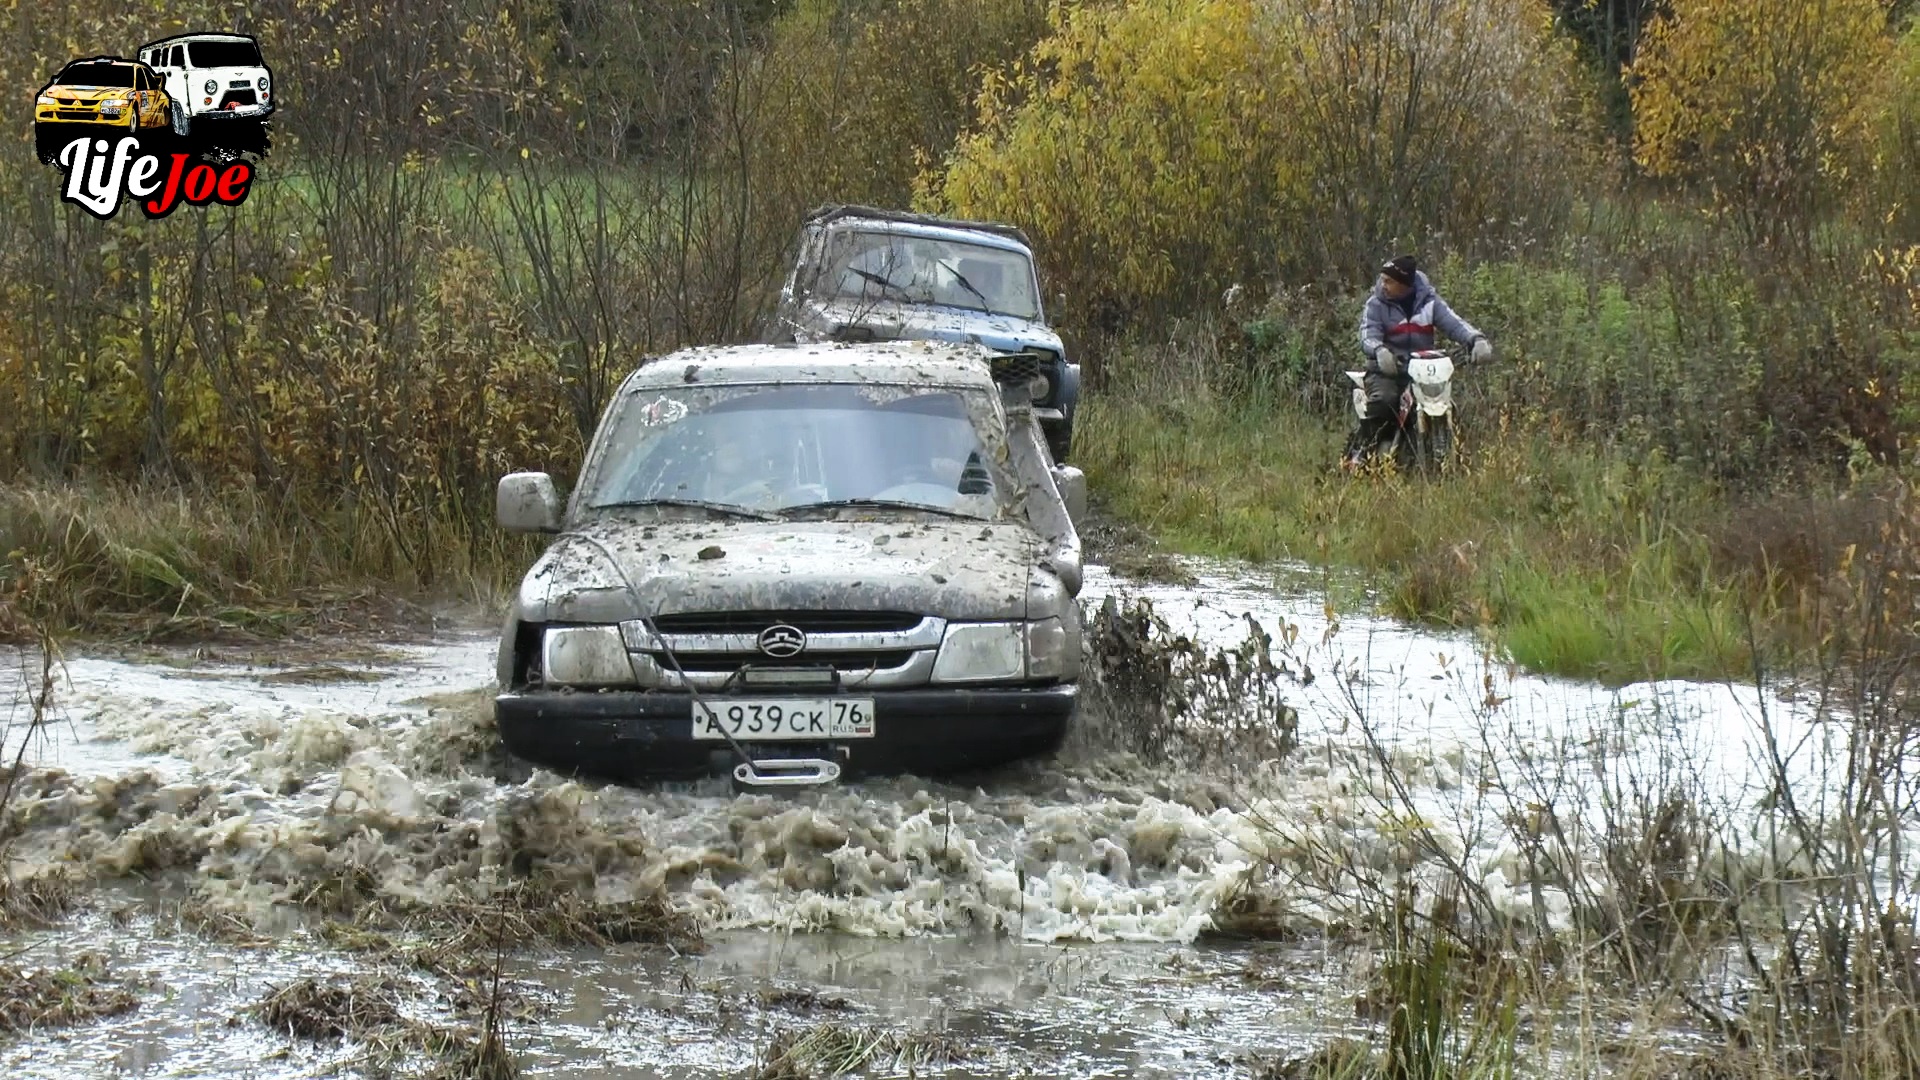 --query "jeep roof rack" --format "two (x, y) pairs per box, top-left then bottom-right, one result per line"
(804, 203), (1032, 249)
